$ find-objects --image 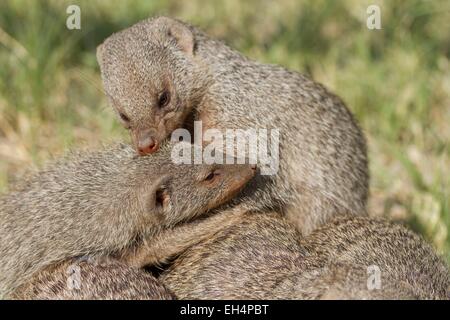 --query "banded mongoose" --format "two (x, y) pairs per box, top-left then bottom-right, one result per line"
(97, 16), (369, 234)
(127, 211), (450, 299)
(0, 143), (256, 298)
(12, 258), (175, 300)
(13, 209), (247, 300)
